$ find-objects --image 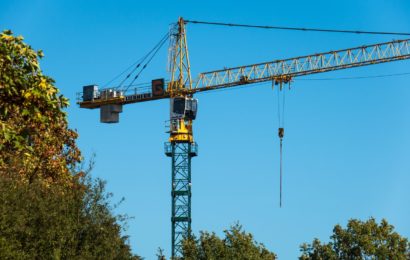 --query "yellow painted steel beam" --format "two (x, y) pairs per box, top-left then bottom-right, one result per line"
(79, 97), (125, 109)
(192, 38), (410, 92)
(77, 38), (410, 108)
